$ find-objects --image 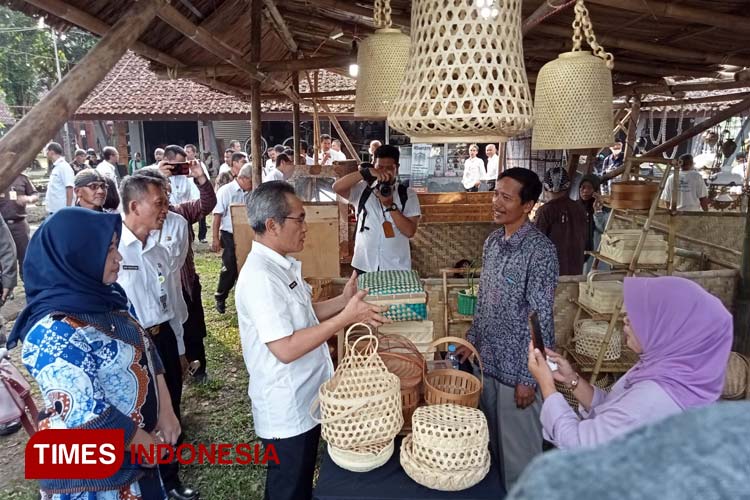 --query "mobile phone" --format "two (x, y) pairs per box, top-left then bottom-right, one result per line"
(167, 162), (191, 175)
(529, 311), (545, 356)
